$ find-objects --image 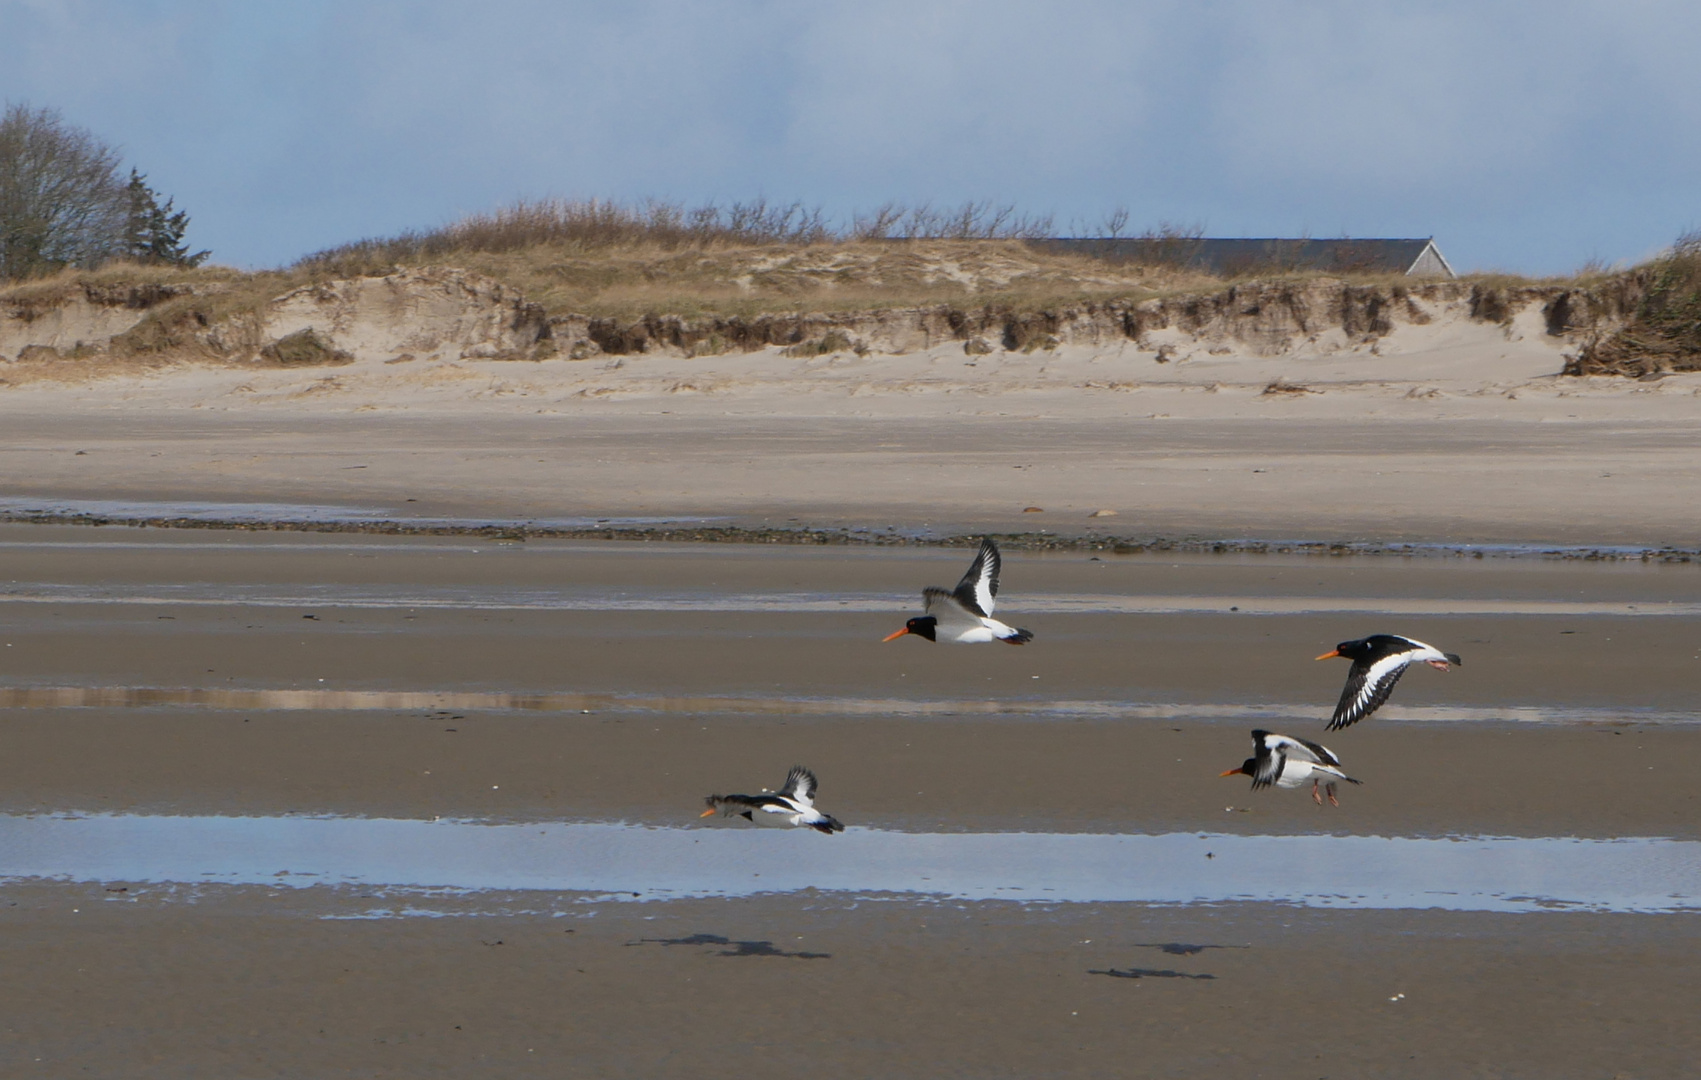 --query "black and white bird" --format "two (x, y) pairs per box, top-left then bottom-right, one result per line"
(1316, 634), (1463, 731)
(700, 766), (845, 834)
(882, 538), (1033, 645)
(1220, 729), (1362, 806)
